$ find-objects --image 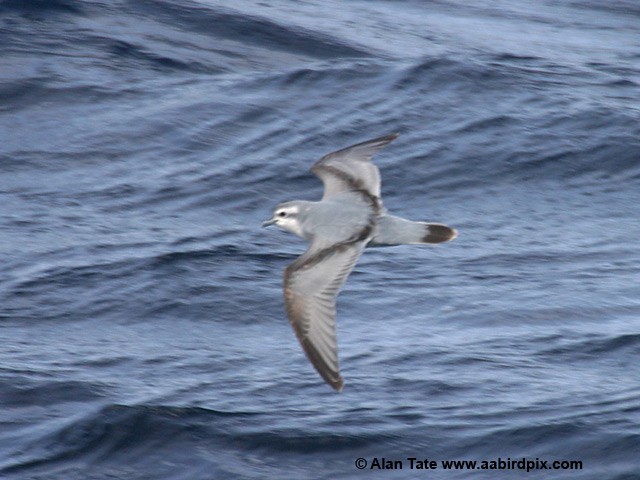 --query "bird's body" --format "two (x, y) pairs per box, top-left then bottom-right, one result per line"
(263, 134), (457, 391)
(275, 197), (372, 244)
